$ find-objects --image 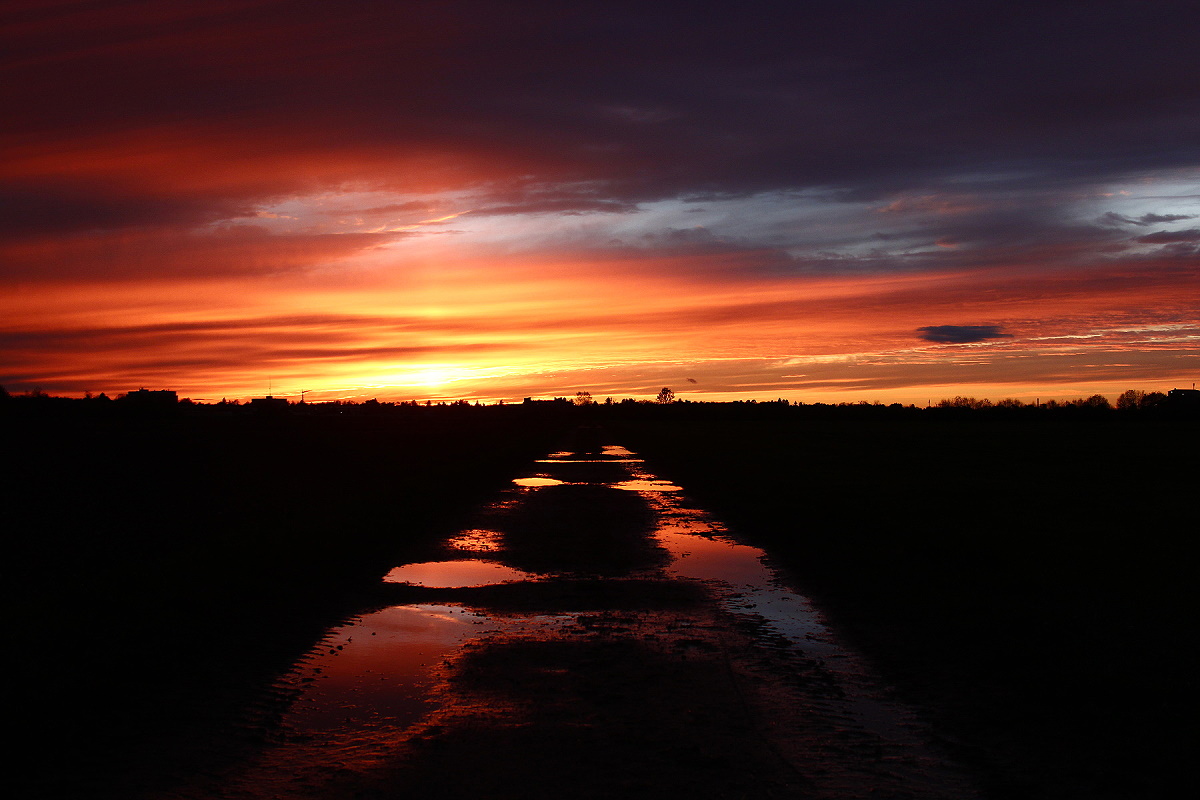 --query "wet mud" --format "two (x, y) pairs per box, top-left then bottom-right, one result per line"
(153, 438), (980, 799)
